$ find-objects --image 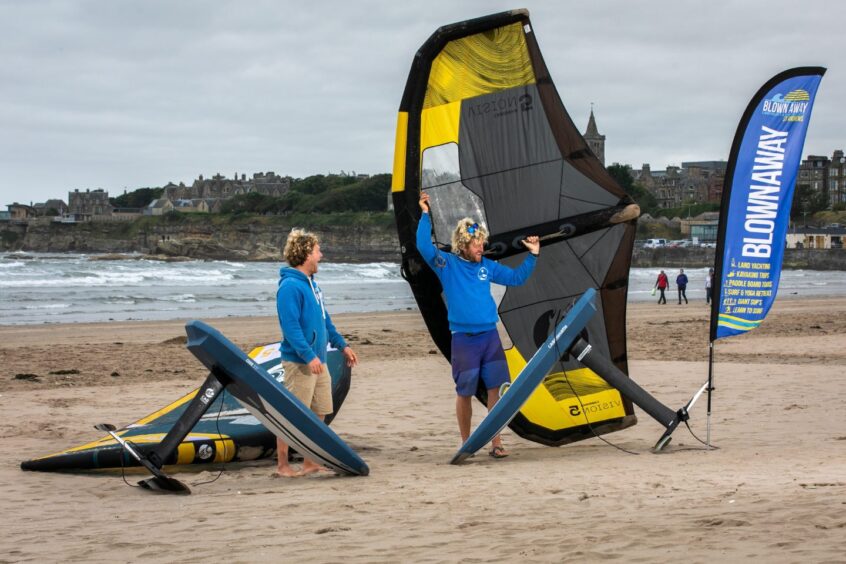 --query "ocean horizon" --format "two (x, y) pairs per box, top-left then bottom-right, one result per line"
(3, 252), (846, 325)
